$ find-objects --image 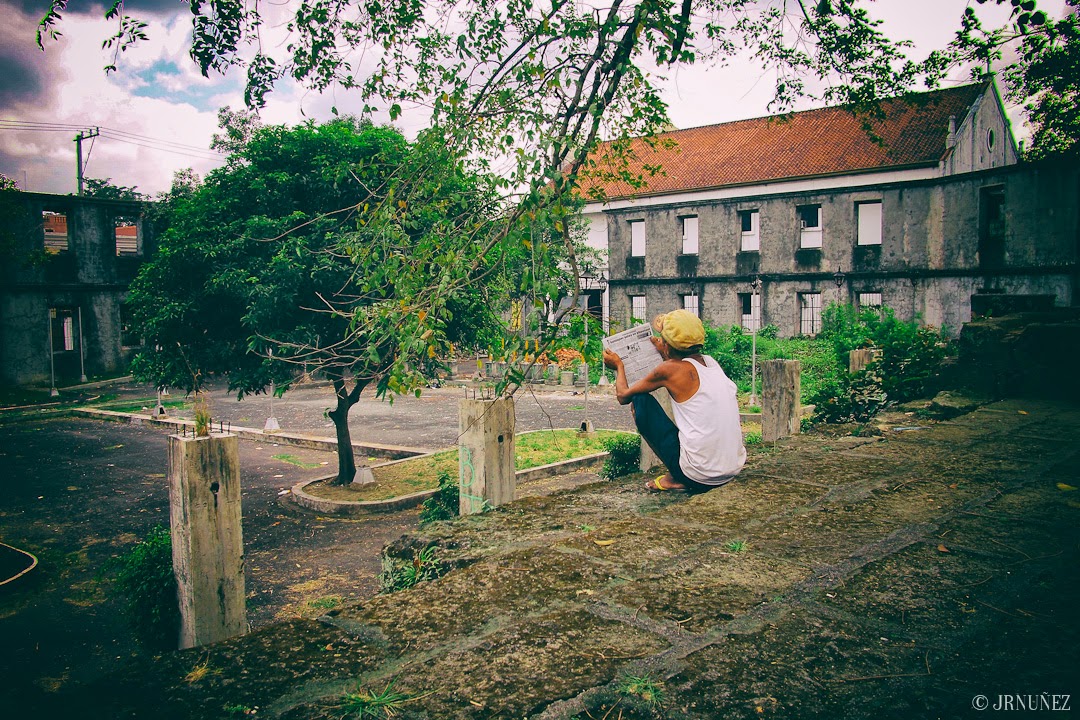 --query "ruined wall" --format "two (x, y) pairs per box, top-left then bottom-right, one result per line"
(0, 191), (154, 386)
(605, 161), (1077, 337)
